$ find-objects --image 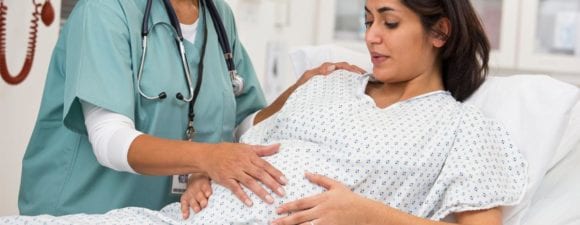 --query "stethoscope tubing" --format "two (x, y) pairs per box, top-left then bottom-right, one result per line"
(137, 36), (159, 100)
(177, 41), (195, 102)
(139, 0), (240, 100)
(204, 0), (233, 70)
(139, 0), (243, 140)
